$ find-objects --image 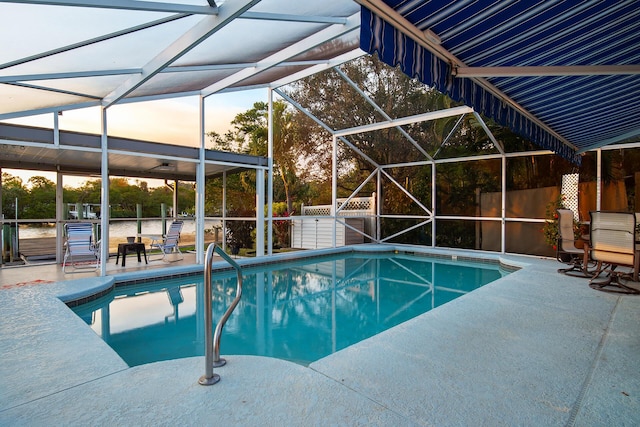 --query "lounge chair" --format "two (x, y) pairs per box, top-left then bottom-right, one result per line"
(588, 211), (639, 294)
(62, 222), (100, 273)
(149, 220), (184, 262)
(556, 209), (594, 276)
